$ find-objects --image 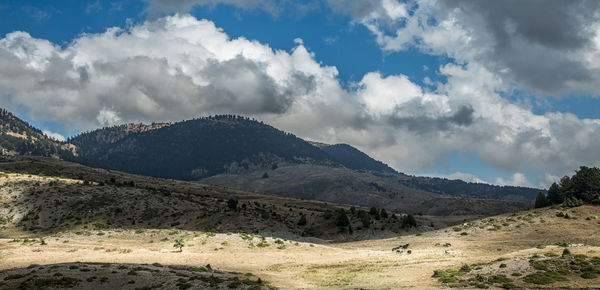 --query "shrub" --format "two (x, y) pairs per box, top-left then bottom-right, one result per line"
(173, 238), (185, 252)
(581, 272), (598, 279)
(256, 241), (269, 248)
(563, 197), (583, 208)
(459, 264), (471, 273)
(523, 271), (568, 285)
